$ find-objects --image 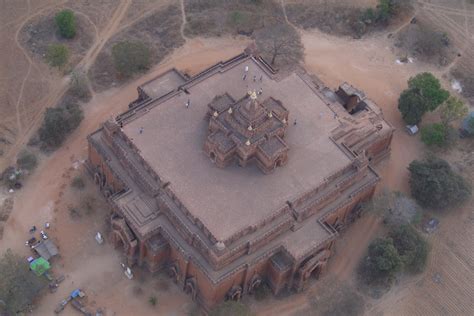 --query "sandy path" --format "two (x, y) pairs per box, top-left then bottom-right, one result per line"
(0, 0), (131, 172)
